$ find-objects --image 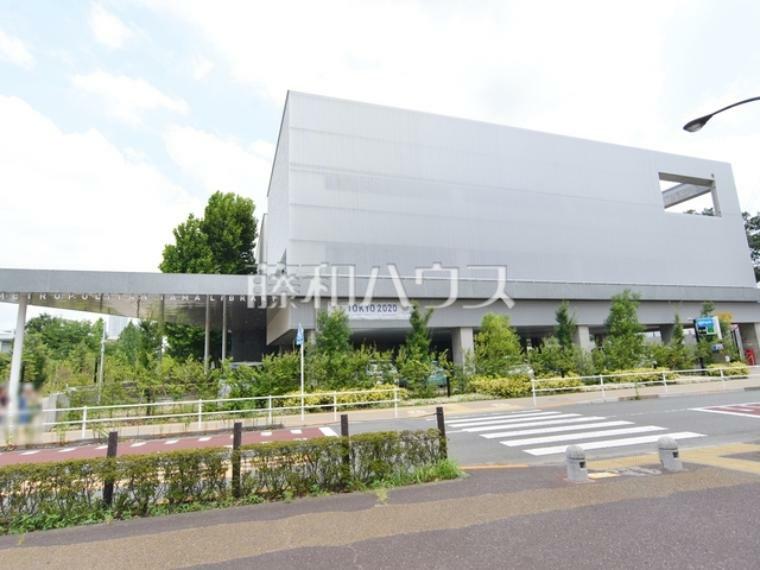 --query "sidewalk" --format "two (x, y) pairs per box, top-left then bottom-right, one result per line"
(2, 456), (759, 569)
(5, 373), (759, 448)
